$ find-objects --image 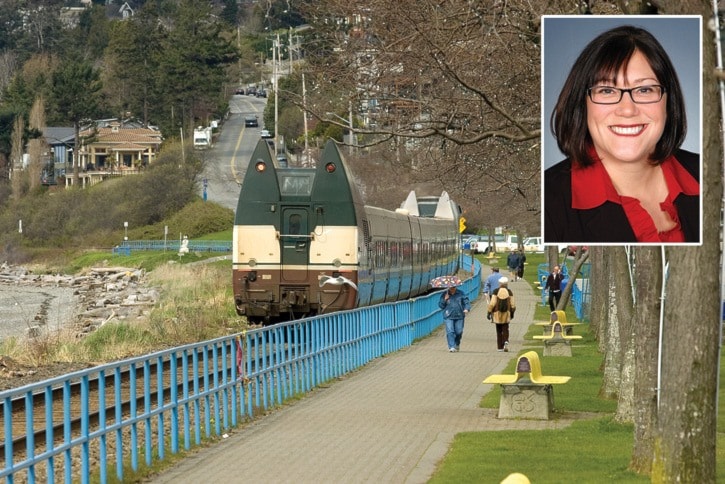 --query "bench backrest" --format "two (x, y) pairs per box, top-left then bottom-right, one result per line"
(483, 350), (571, 385)
(551, 310), (568, 324)
(515, 351), (544, 383)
